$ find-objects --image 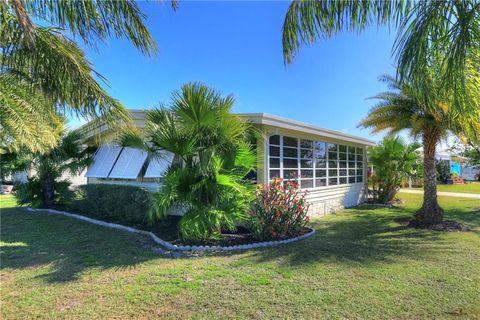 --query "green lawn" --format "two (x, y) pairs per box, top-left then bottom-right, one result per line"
(413, 182), (480, 194)
(1, 194), (479, 319)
